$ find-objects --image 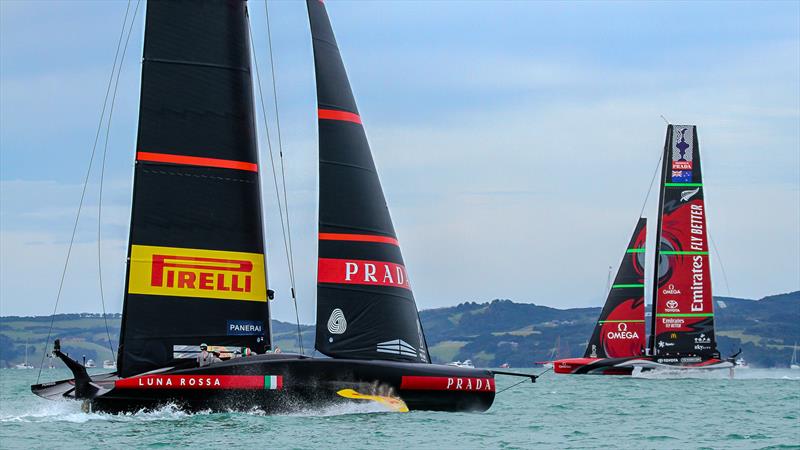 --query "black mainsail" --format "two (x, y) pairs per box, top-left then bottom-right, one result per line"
(650, 125), (718, 359)
(308, 0), (429, 363)
(583, 218), (647, 359)
(117, 0), (270, 377)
